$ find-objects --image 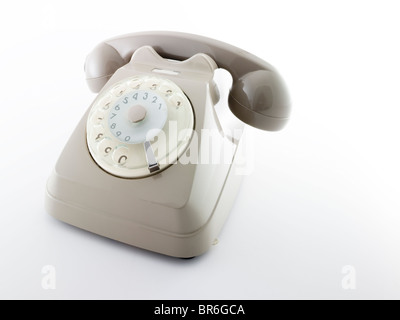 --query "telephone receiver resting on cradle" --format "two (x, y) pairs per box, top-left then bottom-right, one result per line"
(85, 31), (290, 131)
